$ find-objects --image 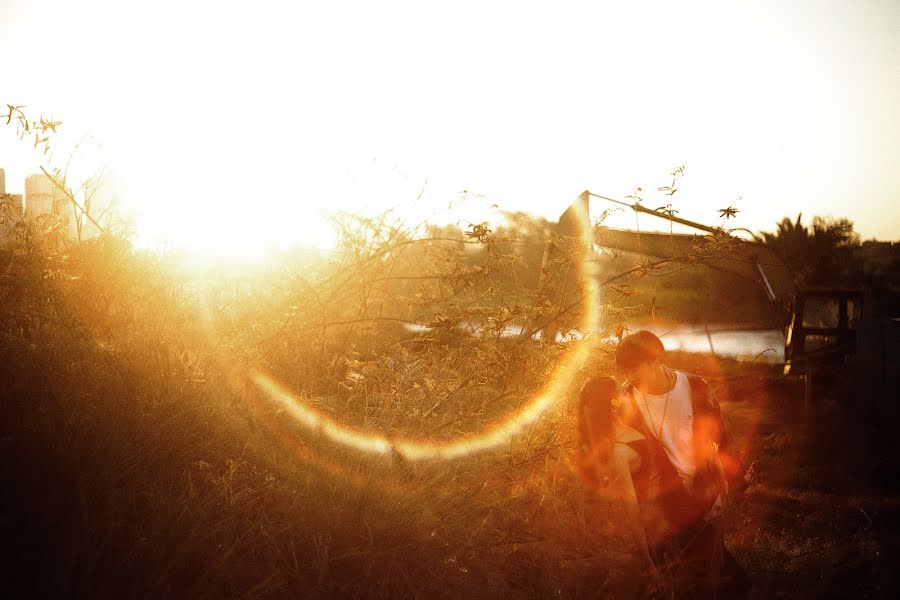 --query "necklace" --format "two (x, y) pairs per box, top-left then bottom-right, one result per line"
(640, 368), (673, 440)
